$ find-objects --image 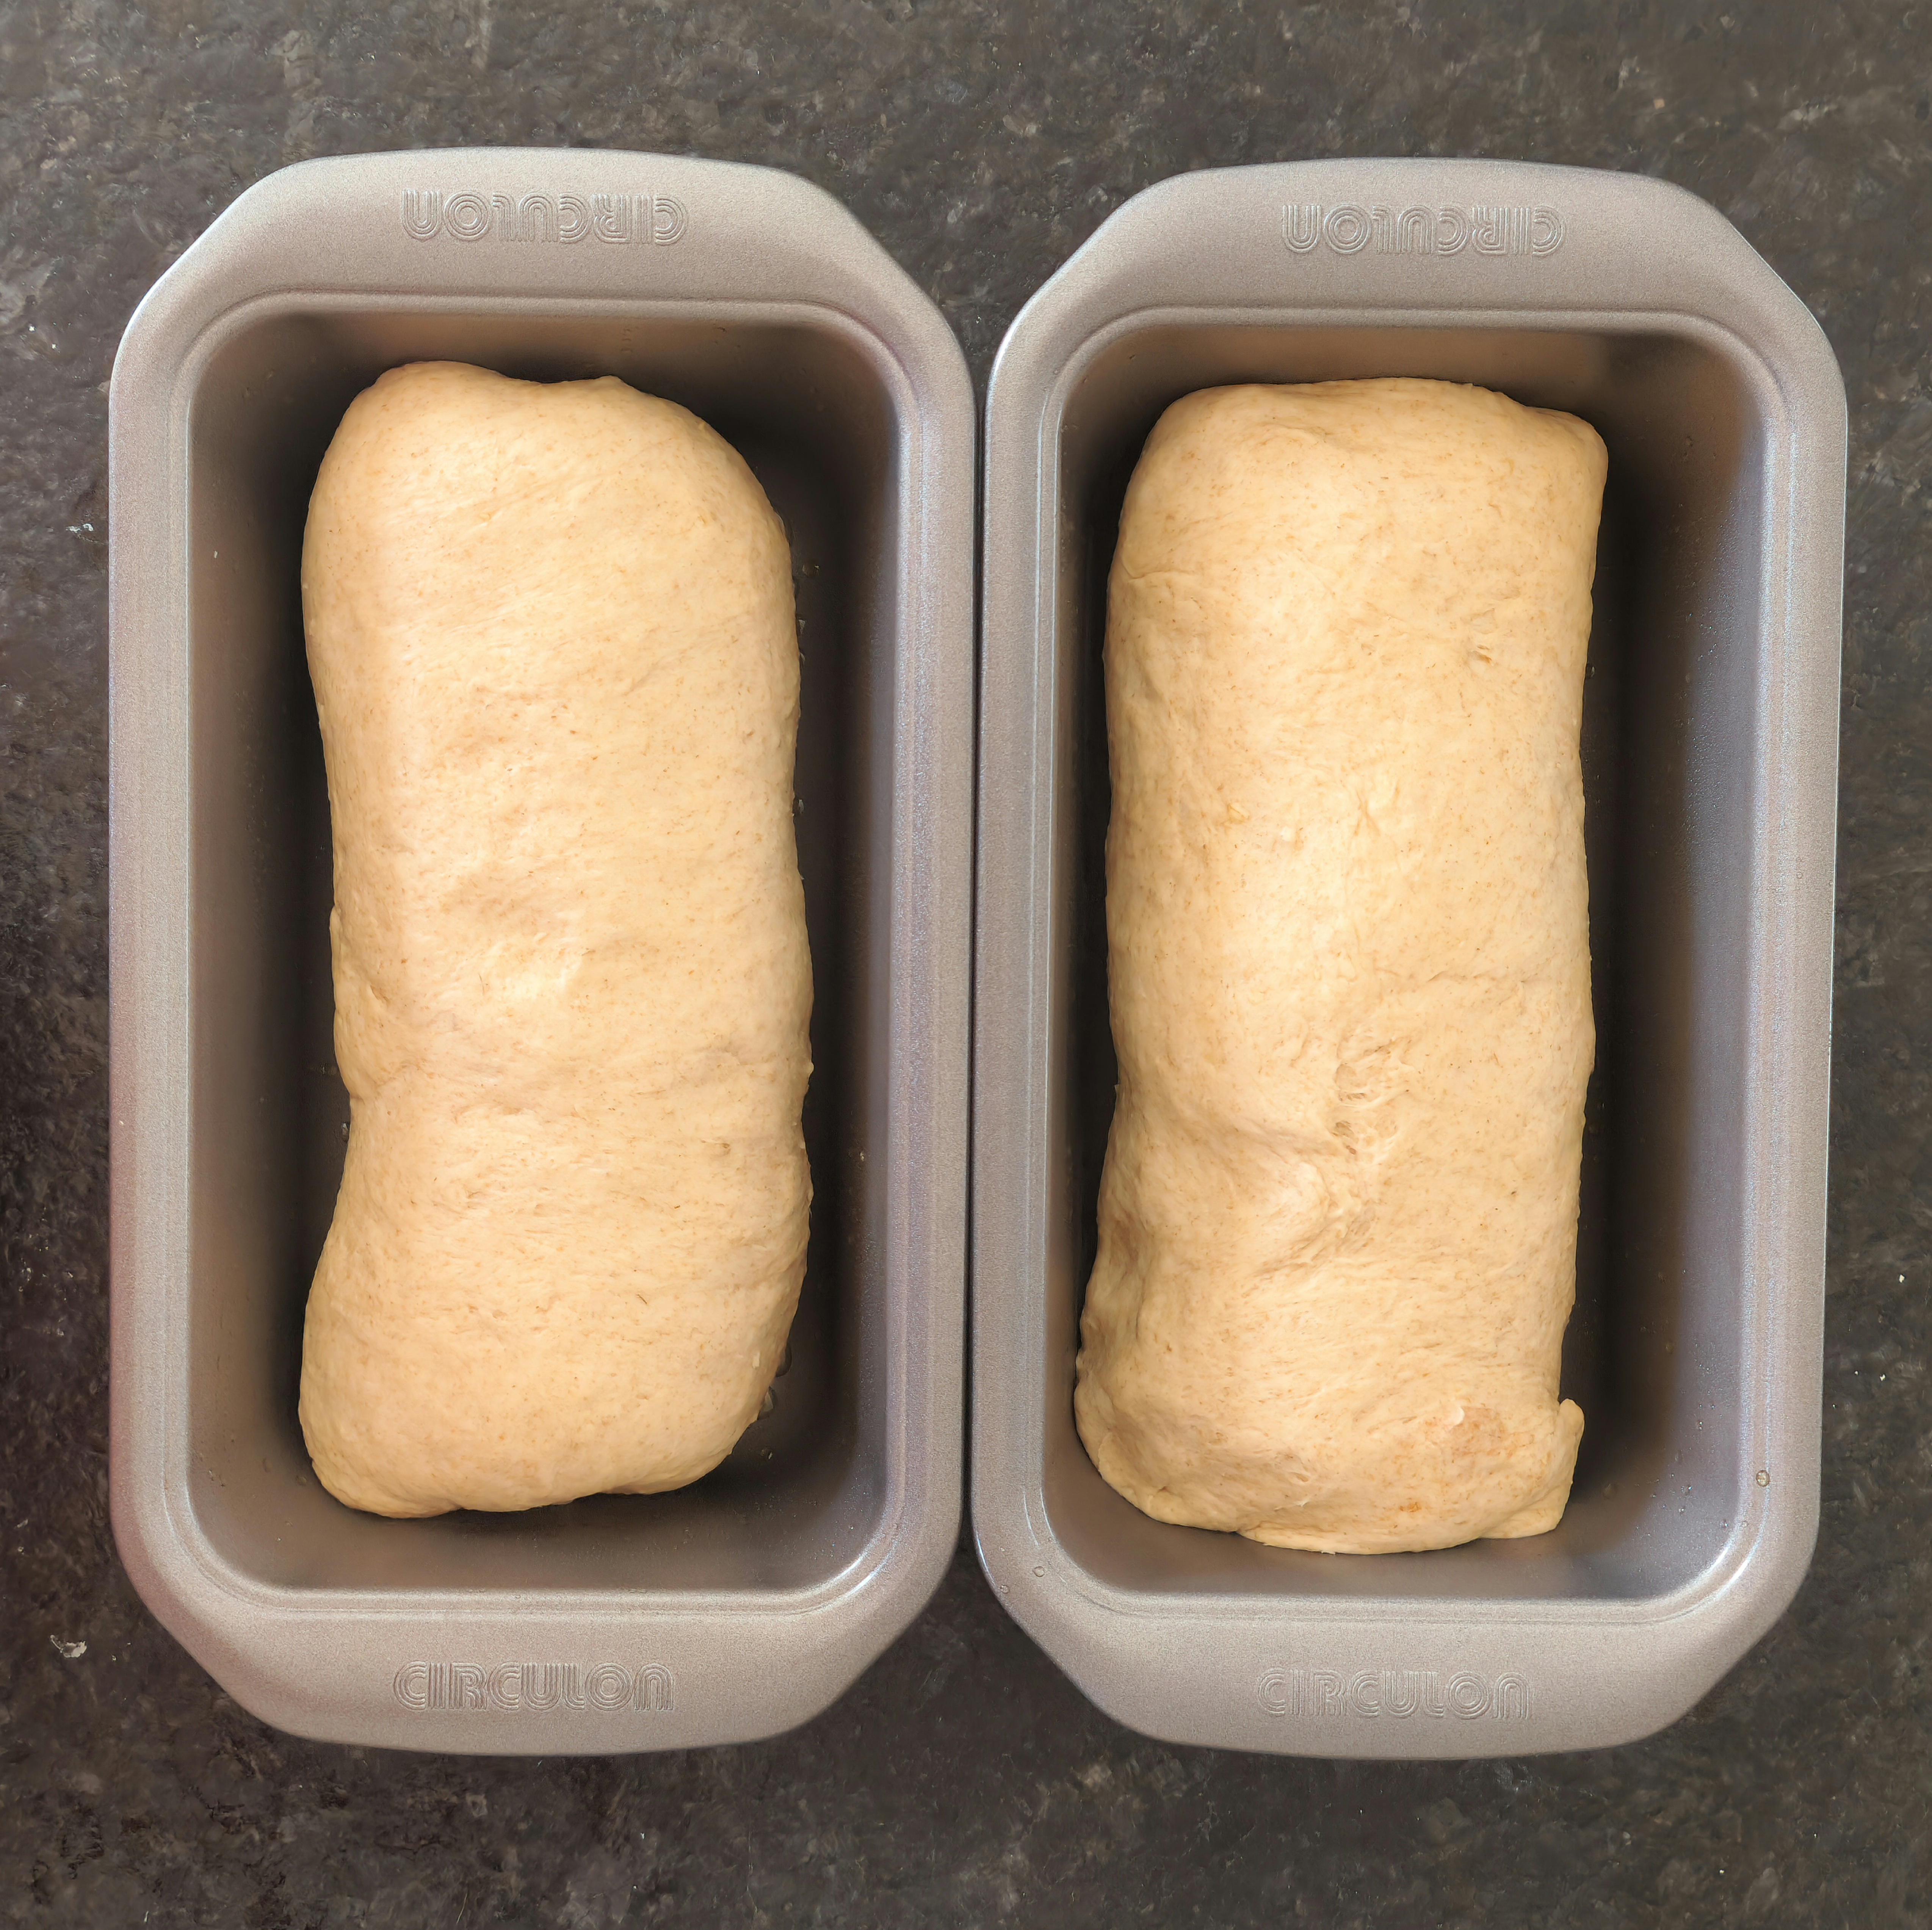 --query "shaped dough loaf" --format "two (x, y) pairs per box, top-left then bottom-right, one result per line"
(298, 361), (811, 1518)
(1076, 378), (1604, 1554)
